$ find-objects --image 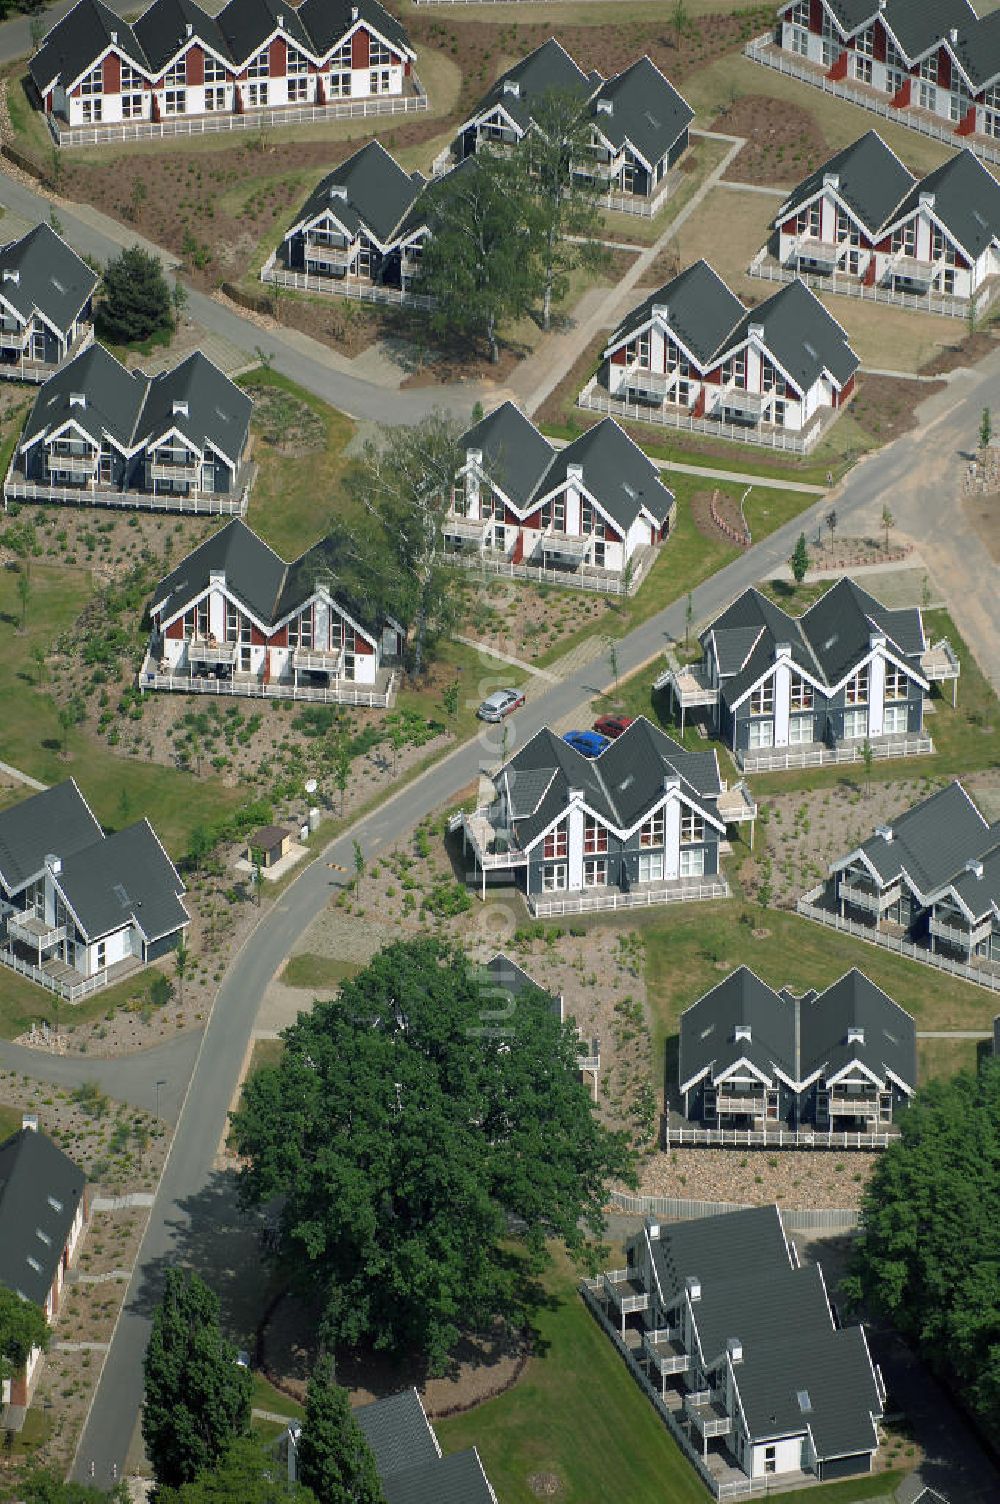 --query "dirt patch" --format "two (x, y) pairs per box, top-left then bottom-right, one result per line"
(850, 374), (947, 446)
(0, 1071), (169, 1192)
(457, 570), (613, 663)
(919, 327), (999, 375)
(689, 487), (742, 545)
(963, 493), (1000, 562)
(637, 1146), (876, 1209)
(712, 94), (828, 186)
